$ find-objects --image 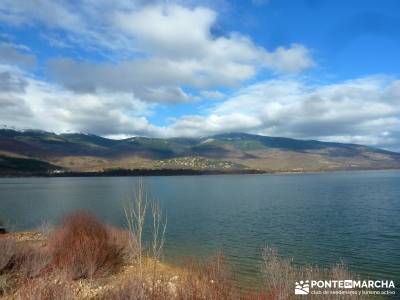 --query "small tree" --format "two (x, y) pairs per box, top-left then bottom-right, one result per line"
(124, 180), (147, 273)
(124, 179), (167, 275)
